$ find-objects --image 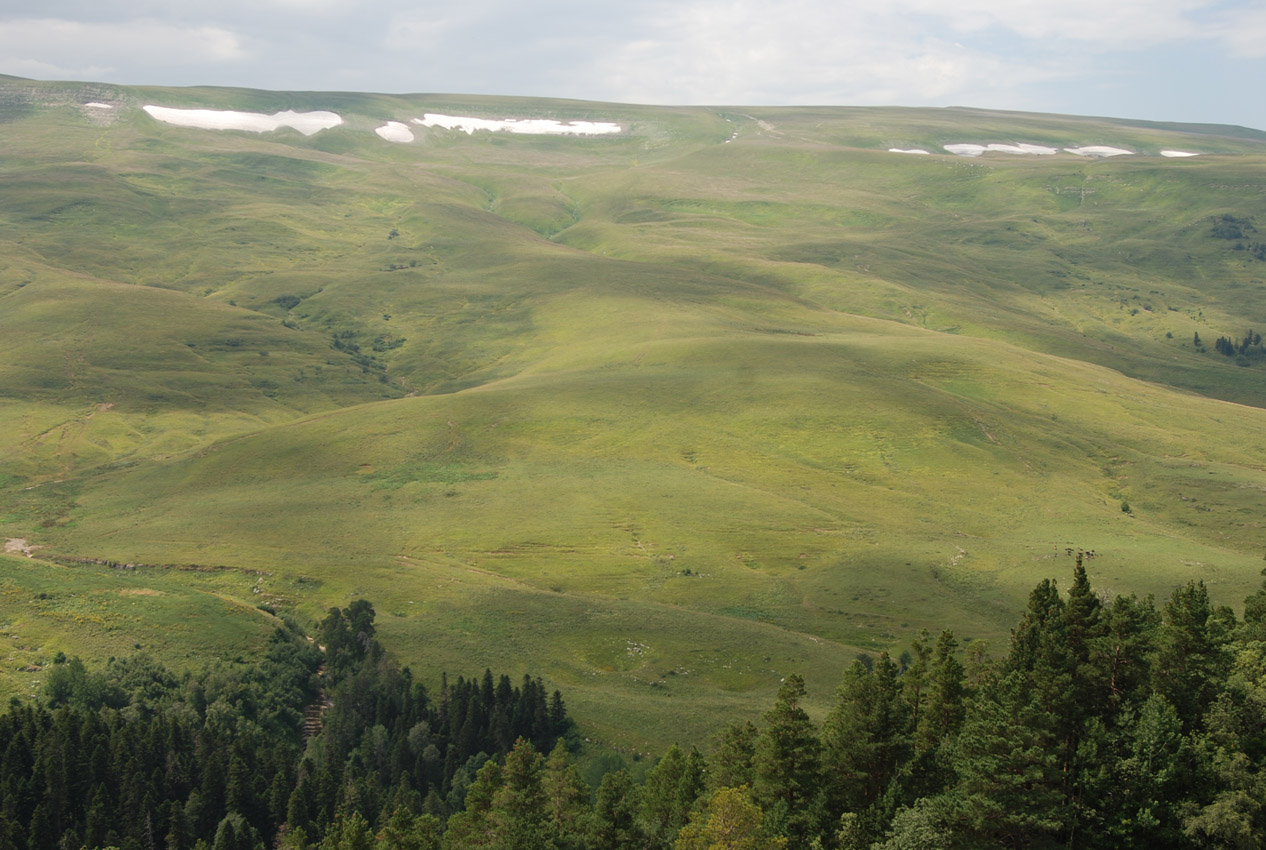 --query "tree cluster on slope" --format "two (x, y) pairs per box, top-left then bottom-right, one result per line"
(11, 562), (1266, 849)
